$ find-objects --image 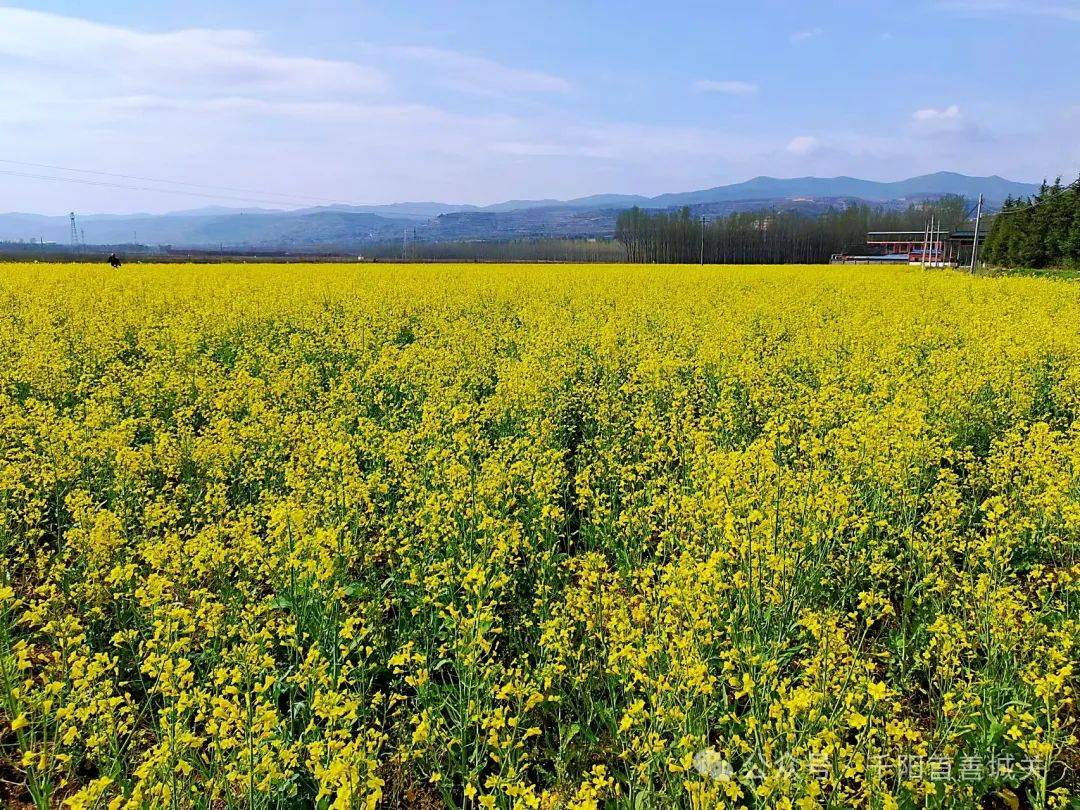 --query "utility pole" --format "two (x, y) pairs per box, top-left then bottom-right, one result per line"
(969, 193), (983, 272)
(931, 215), (938, 266)
(402, 227), (408, 261)
(699, 215), (707, 265)
(921, 219), (929, 268)
(930, 215), (936, 267)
